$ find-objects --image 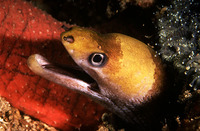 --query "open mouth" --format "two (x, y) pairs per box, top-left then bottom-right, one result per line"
(27, 54), (125, 120)
(42, 59), (95, 84)
(27, 54), (99, 93)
